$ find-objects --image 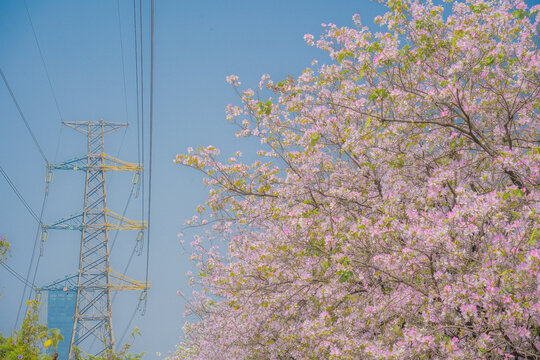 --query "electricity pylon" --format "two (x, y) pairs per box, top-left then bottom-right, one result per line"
(42, 120), (148, 359)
